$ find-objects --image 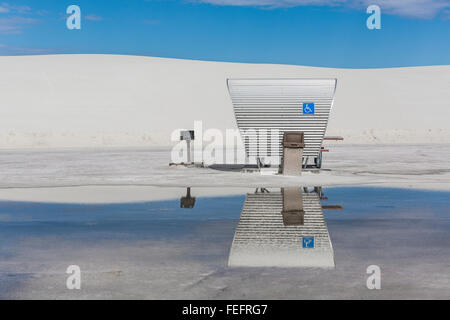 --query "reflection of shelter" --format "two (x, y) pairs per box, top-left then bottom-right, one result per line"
(180, 187), (196, 209)
(228, 187), (335, 268)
